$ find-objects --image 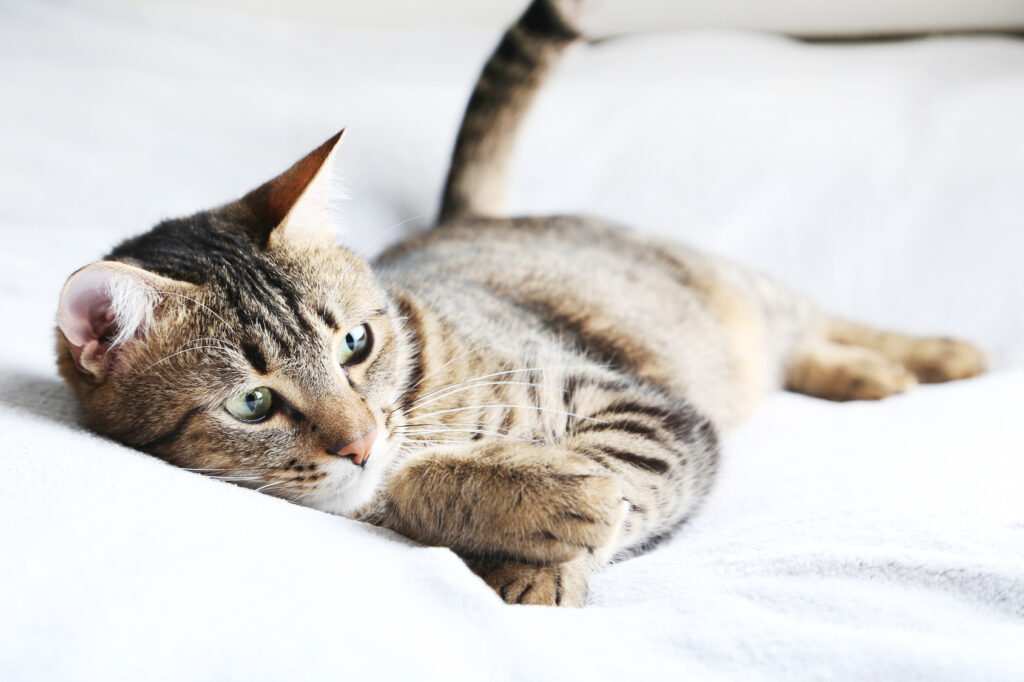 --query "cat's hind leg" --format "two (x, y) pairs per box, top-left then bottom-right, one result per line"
(784, 319), (987, 402)
(823, 319), (988, 384)
(784, 339), (918, 401)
